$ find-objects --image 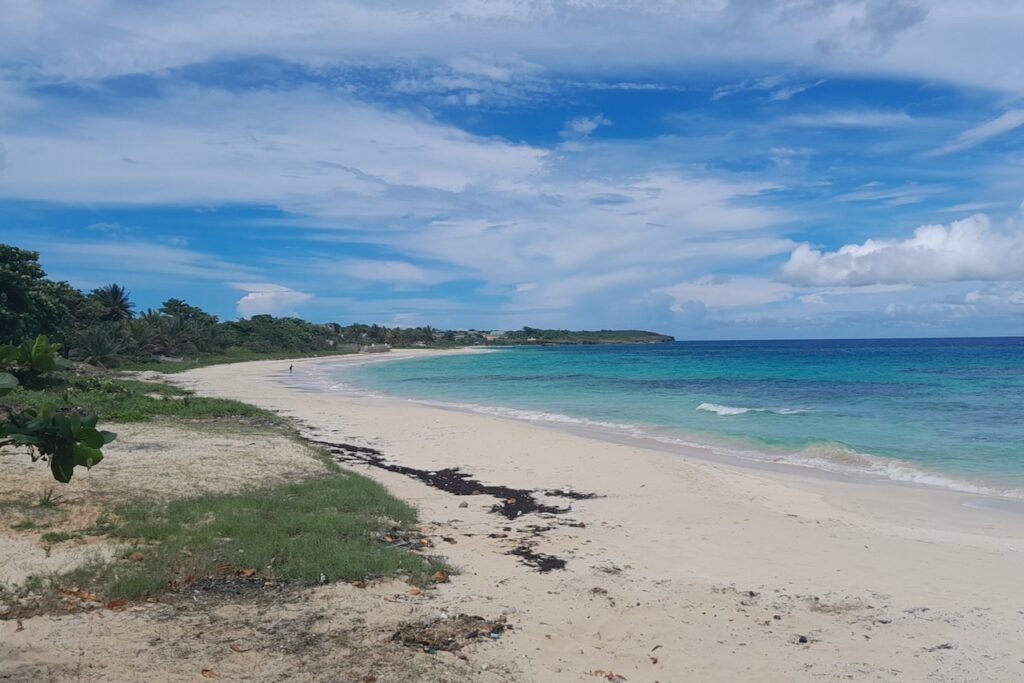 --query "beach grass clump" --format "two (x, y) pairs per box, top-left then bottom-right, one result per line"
(0, 375), (281, 424)
(51, 474), (444, 601)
